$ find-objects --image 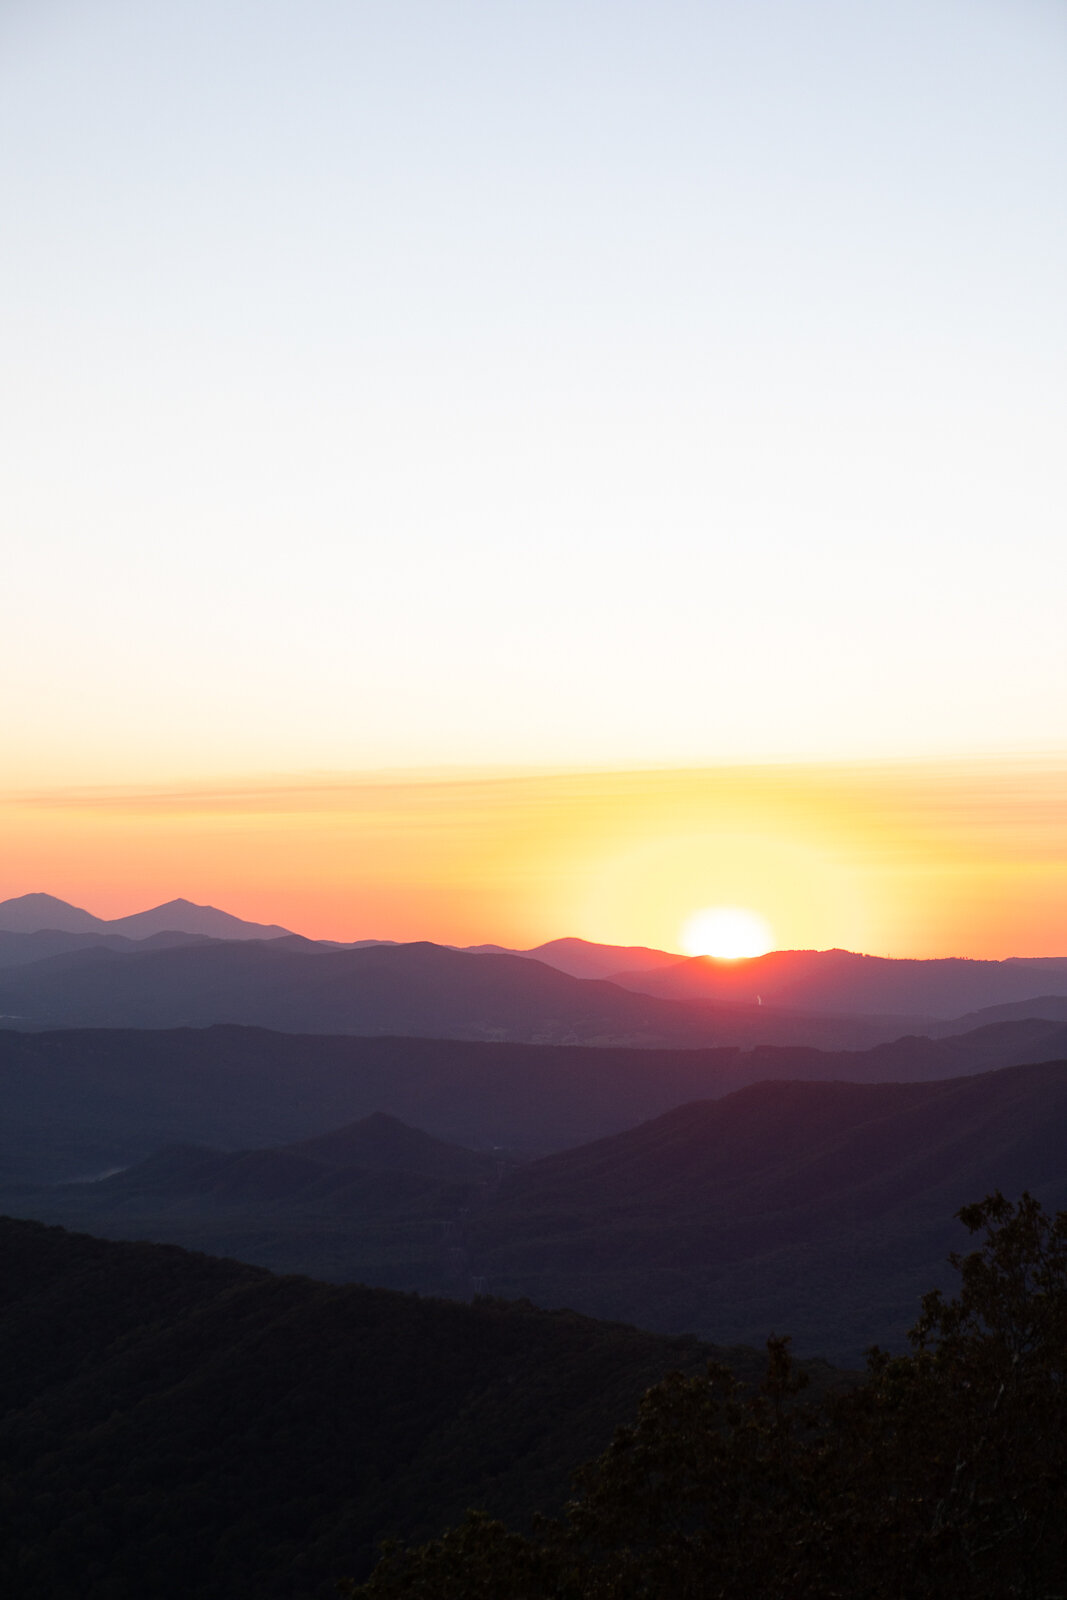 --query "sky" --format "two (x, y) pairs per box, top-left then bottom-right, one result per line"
(2, 1), (1065, 952)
